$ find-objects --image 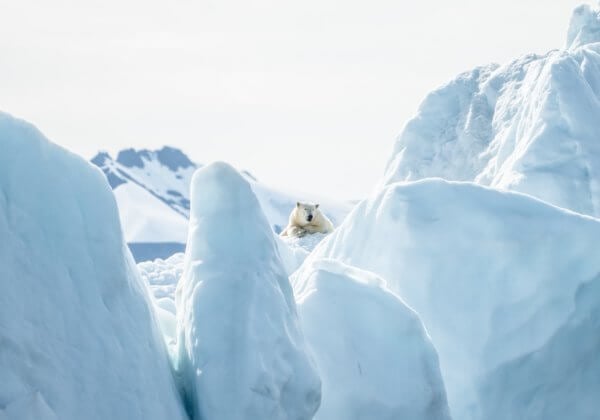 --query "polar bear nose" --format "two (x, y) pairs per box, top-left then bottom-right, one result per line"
(307, 214), (313, 222)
